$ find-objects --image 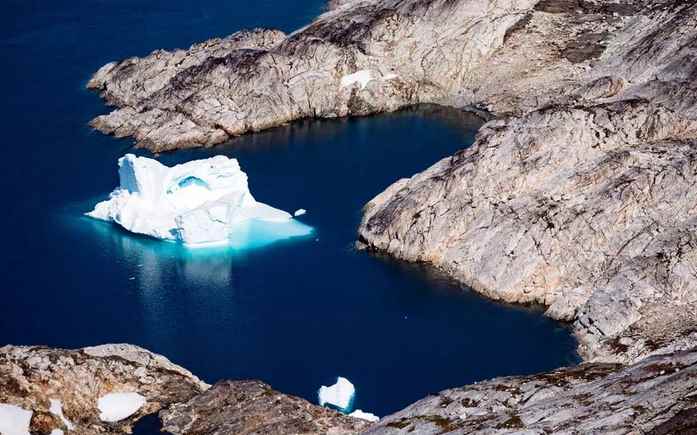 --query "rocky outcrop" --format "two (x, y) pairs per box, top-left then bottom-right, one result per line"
(358, 0), (697, 365)
(87, 0), (621, 151)
(0, 344), (207, 434)
(366, 348), (697, 434)
(161, 380), (370, 434)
